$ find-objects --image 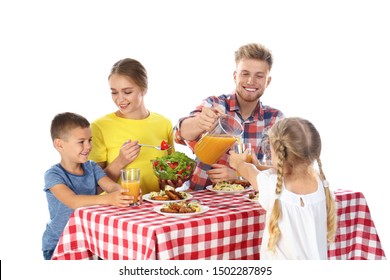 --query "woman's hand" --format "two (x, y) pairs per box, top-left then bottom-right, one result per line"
(159, 179), (184, 190)
(117, 140), (141, 167)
